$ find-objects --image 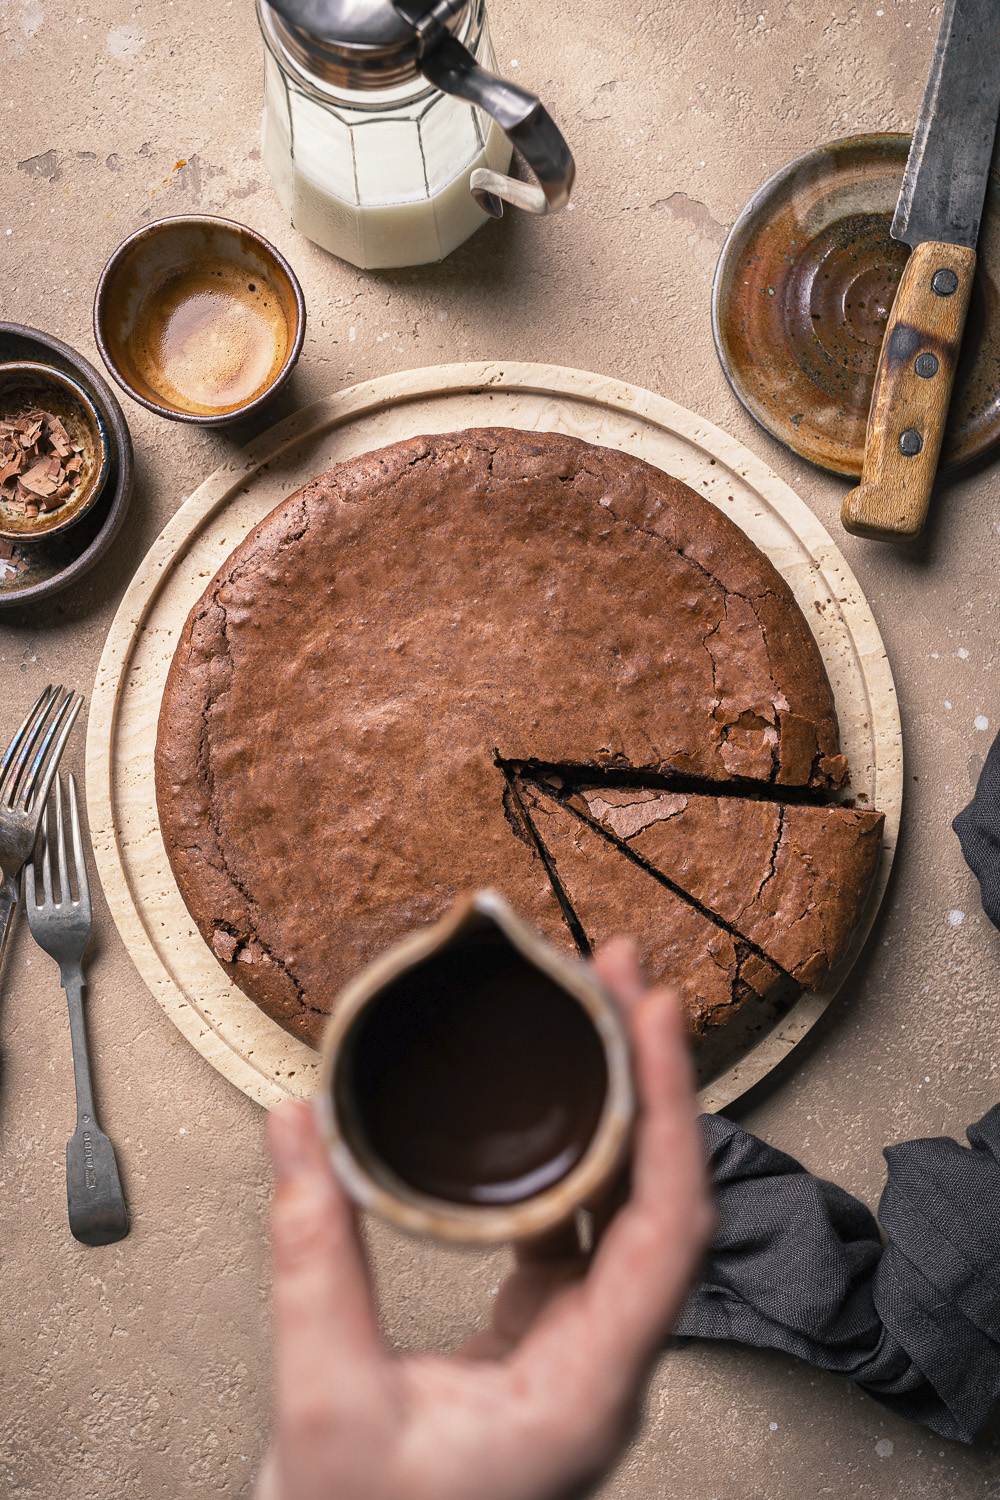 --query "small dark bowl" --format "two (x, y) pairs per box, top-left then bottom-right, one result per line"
(0, 324), (133, 611)
(93, 214), (306, 427)
(0, 361), (112, 542)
